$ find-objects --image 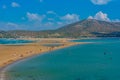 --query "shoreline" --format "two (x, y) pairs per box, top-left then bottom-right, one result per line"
(0, 38), (88, 80)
